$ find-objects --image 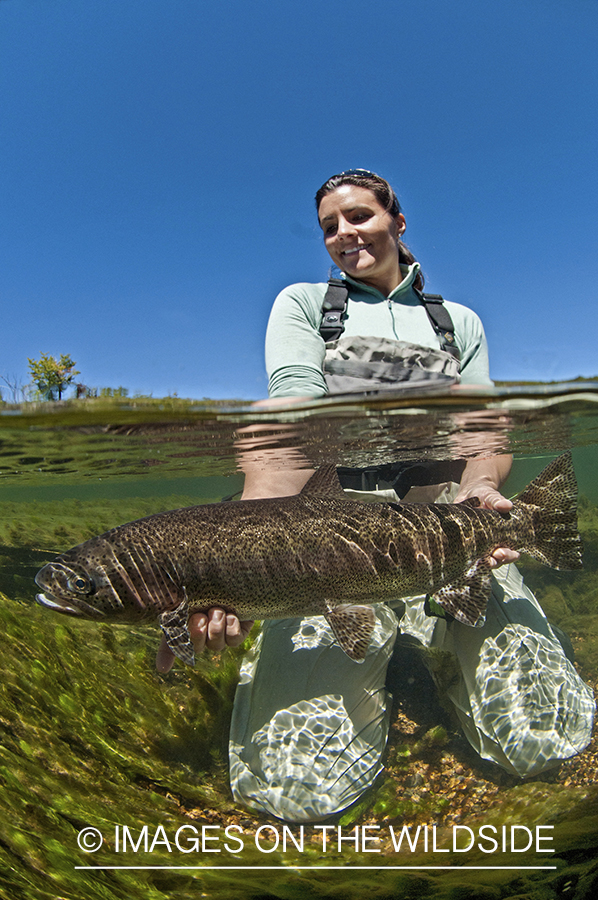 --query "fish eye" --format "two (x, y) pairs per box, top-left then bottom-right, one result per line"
(68, 574), (95, 595)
